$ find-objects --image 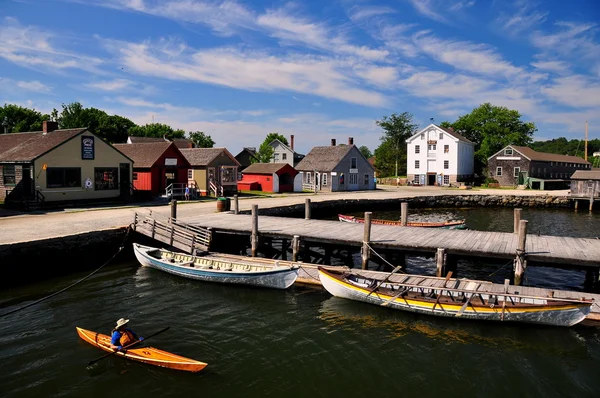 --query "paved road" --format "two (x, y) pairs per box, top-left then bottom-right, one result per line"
(0, 186), (567, 245)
